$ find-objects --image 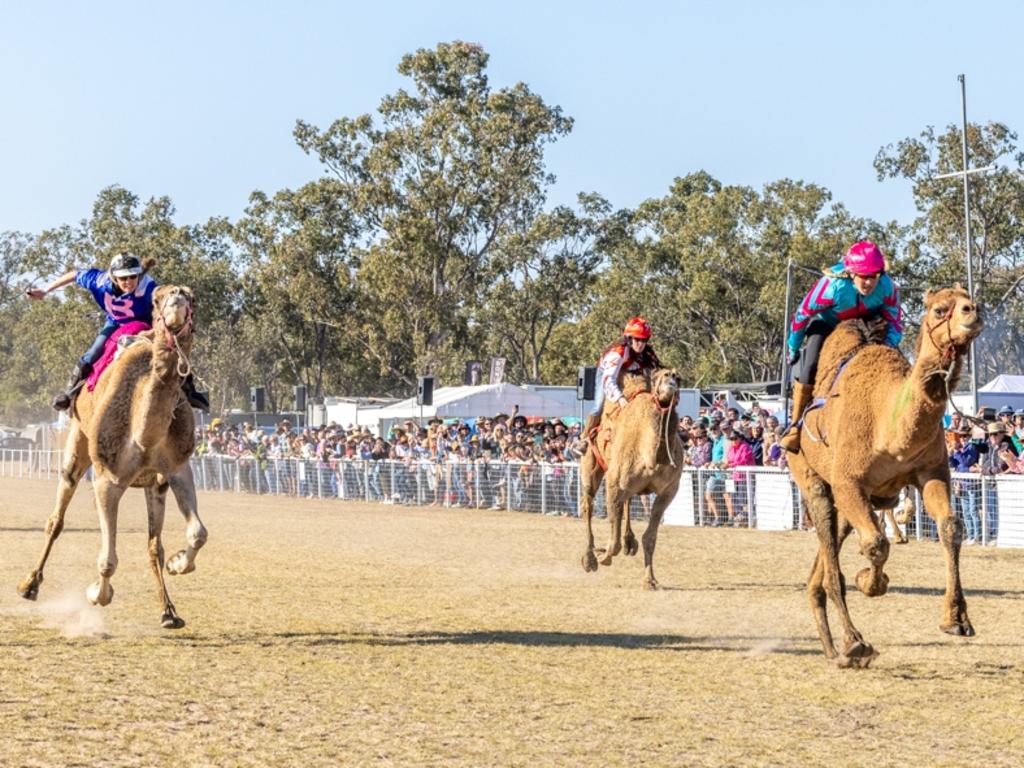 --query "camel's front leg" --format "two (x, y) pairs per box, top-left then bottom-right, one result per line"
(165, 465), (207, 575)
(86, 476), (125, 607)
(18, 424), (90, 600)
(143, 483), (185, 629)
(641, 481), (678, 590)
(920, 475), (974, 637)
(579, 451), (603, 573)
